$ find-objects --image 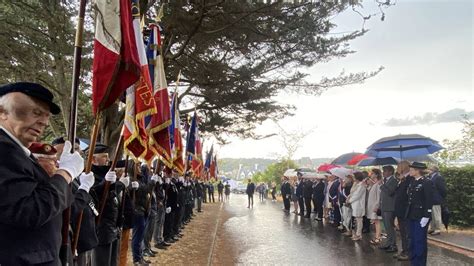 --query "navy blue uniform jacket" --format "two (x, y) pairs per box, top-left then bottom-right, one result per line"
(0, 129), (70, 265)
